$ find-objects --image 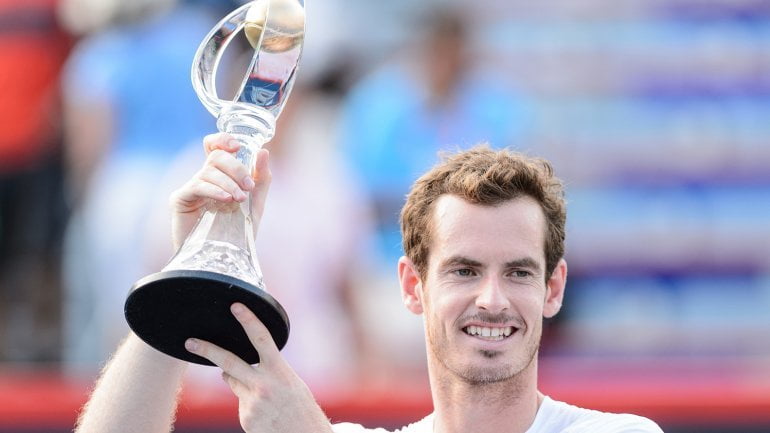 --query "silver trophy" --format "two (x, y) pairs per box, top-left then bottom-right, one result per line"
(125, 0), (305, 365)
